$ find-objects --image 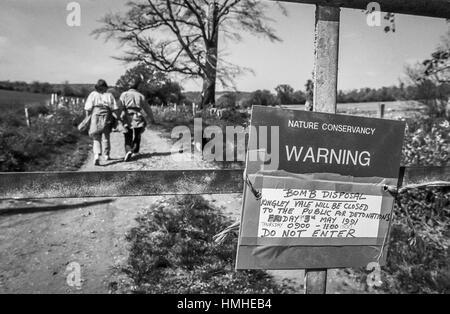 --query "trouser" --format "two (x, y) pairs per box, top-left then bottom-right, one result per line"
(92, 130), (111, 157)
(124, 127), (144, 154)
